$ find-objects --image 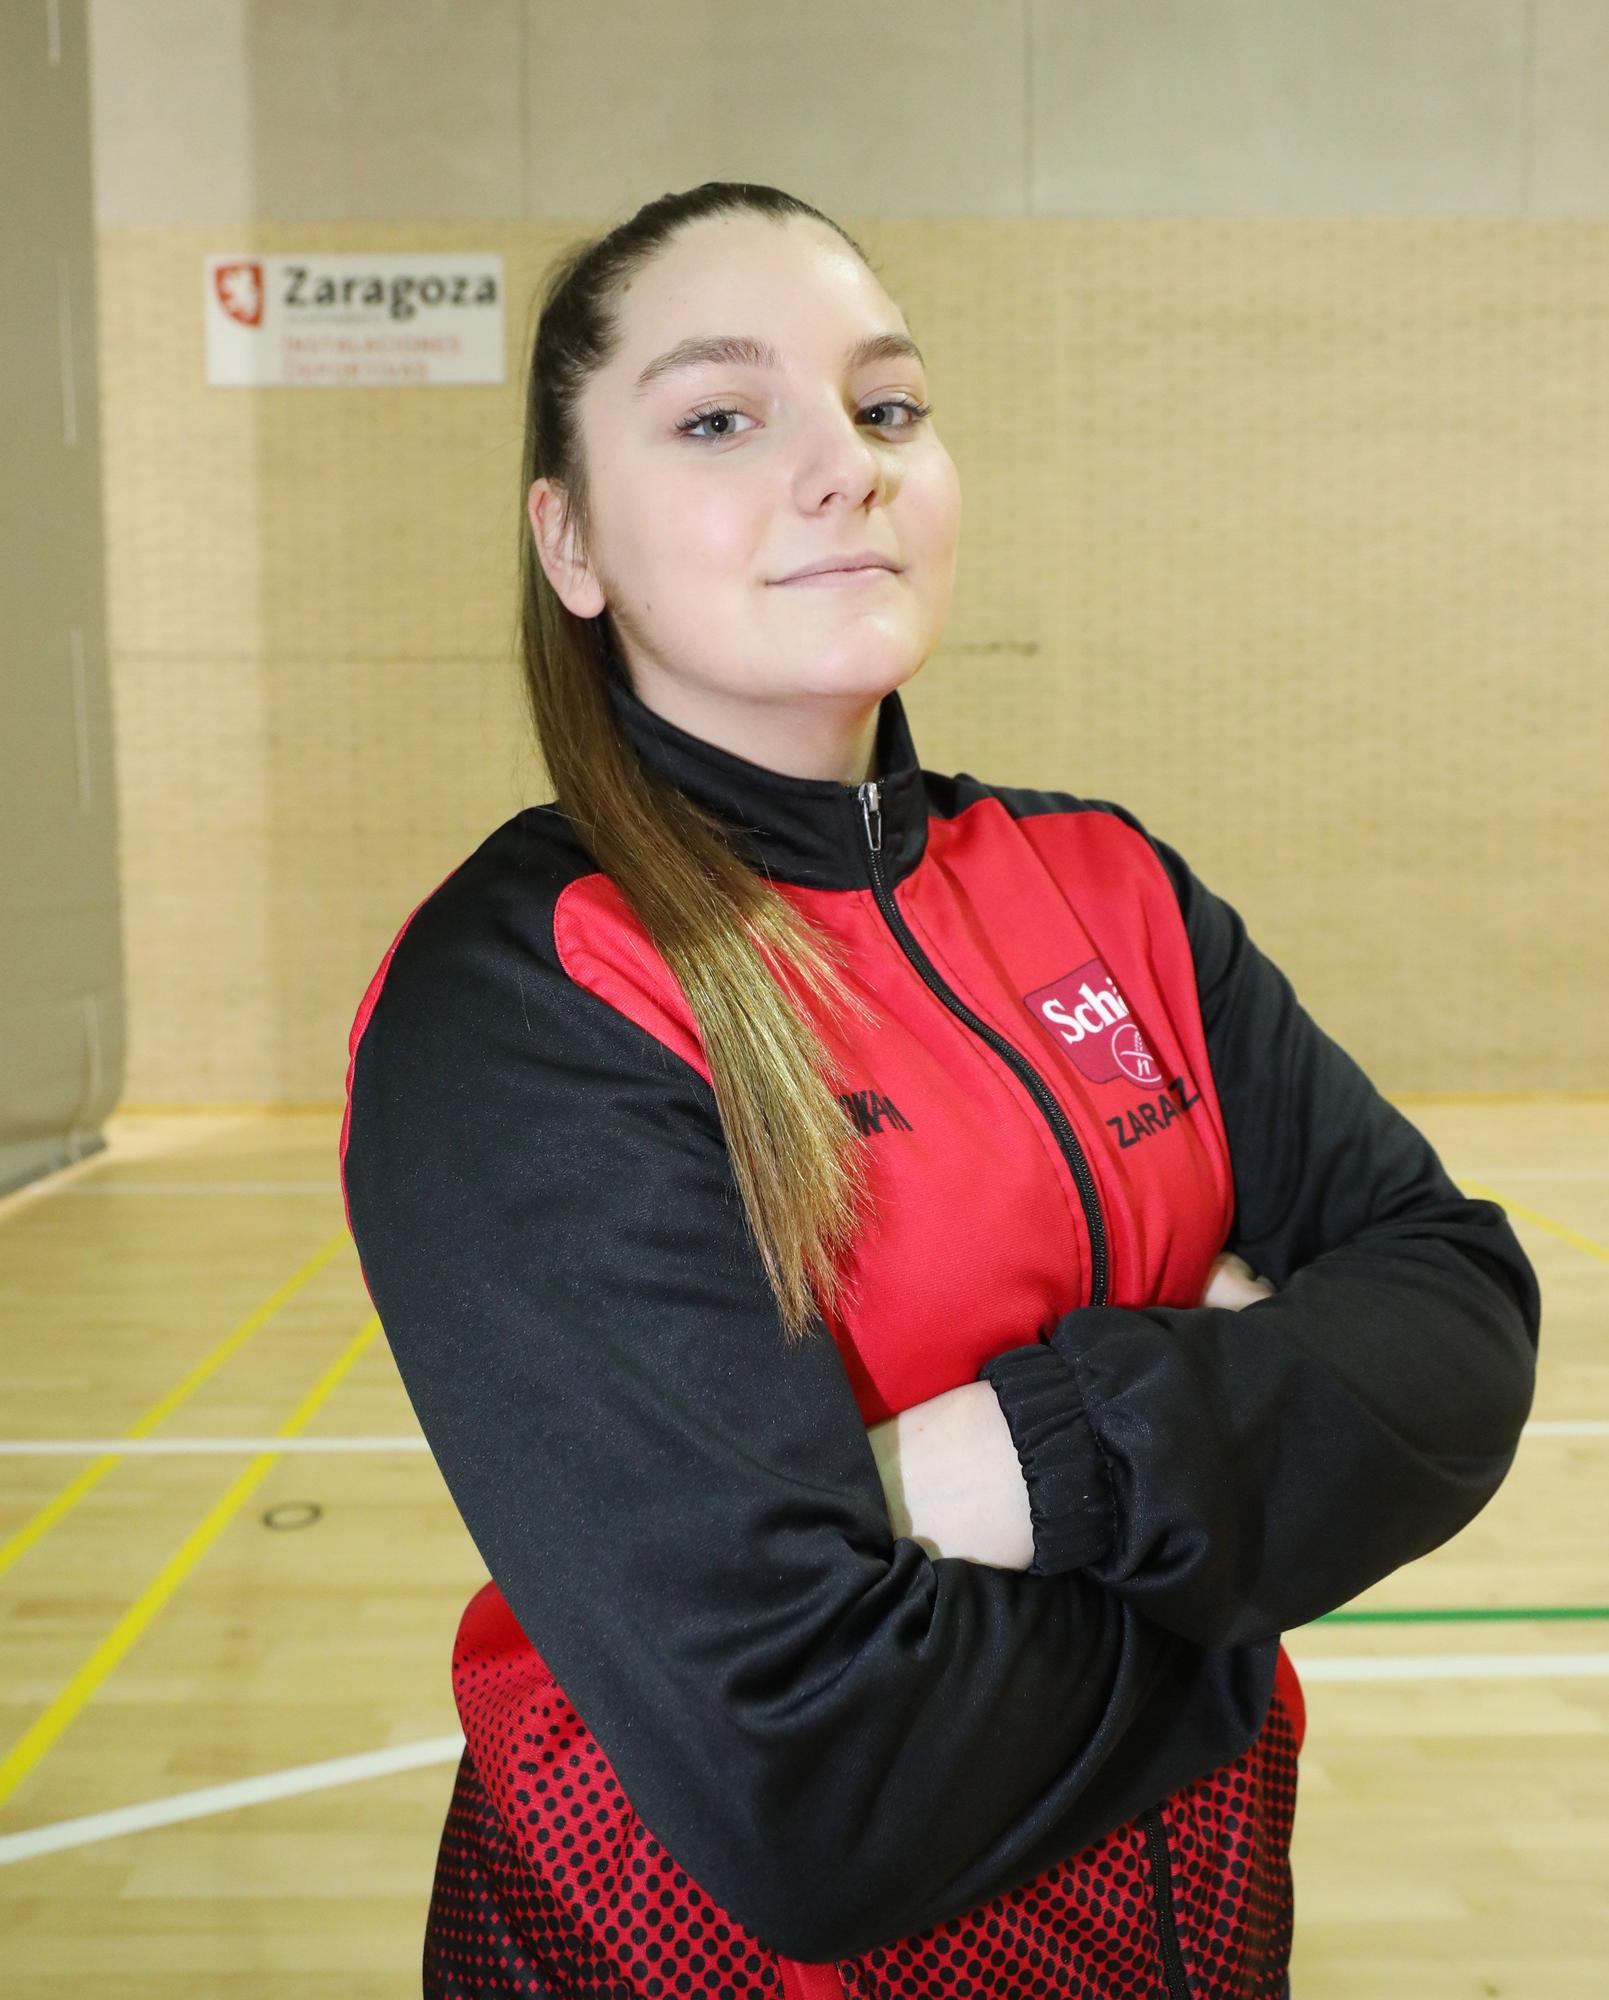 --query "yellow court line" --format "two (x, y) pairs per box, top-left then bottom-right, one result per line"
(1462, 1181), (1609, 1267)
(0, 1314), (382, 1813)
(0, 1228), (352, 1579)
